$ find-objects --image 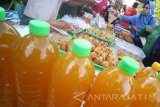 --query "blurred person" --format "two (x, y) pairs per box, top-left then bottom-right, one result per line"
(73, 0), (109, 18)
(103, 0), (123, 24)
(137, 0), (155, 15)
(143, 37), (160, 67)
(90, 0), (108, 17)
(17, 0), (95, 25)
(110, 2), (157, 48)
(141, 25), (160, 56)
(17, 0), (31, 25)
(121, 4), (127, 14)
(58, 1), (95, 18)
(120, 2), (138, 27)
